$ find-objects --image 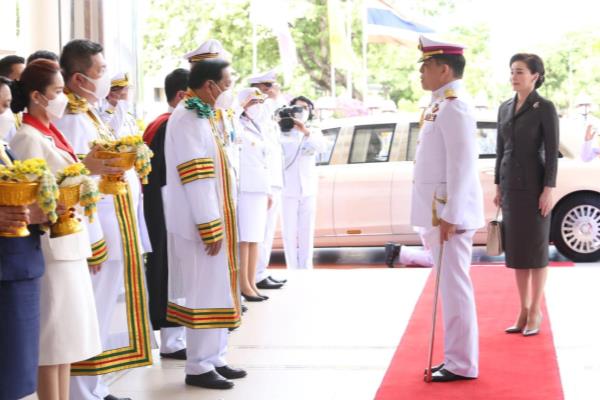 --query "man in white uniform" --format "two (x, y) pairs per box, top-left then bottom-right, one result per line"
(100, 72), (140, 139)
(248, 69), (287, 288)
(411, 36), (484, 382)
(164, 56), (246, 390)
(55, 39), (152, 400)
